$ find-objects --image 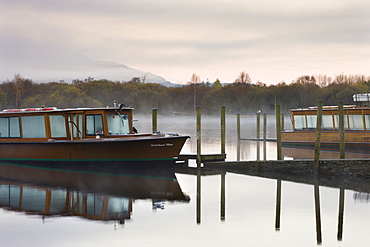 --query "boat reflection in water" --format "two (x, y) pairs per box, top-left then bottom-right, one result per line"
(0, 161), (189, 224)
(282, 146), (370, 159)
